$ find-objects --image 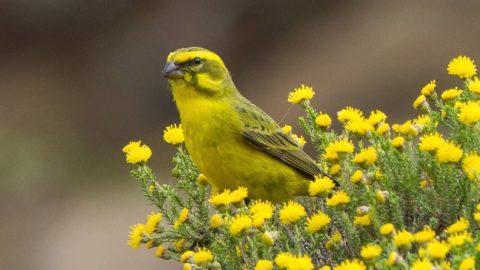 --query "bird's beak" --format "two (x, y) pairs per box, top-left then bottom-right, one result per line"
(162, 61), (184, 80)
